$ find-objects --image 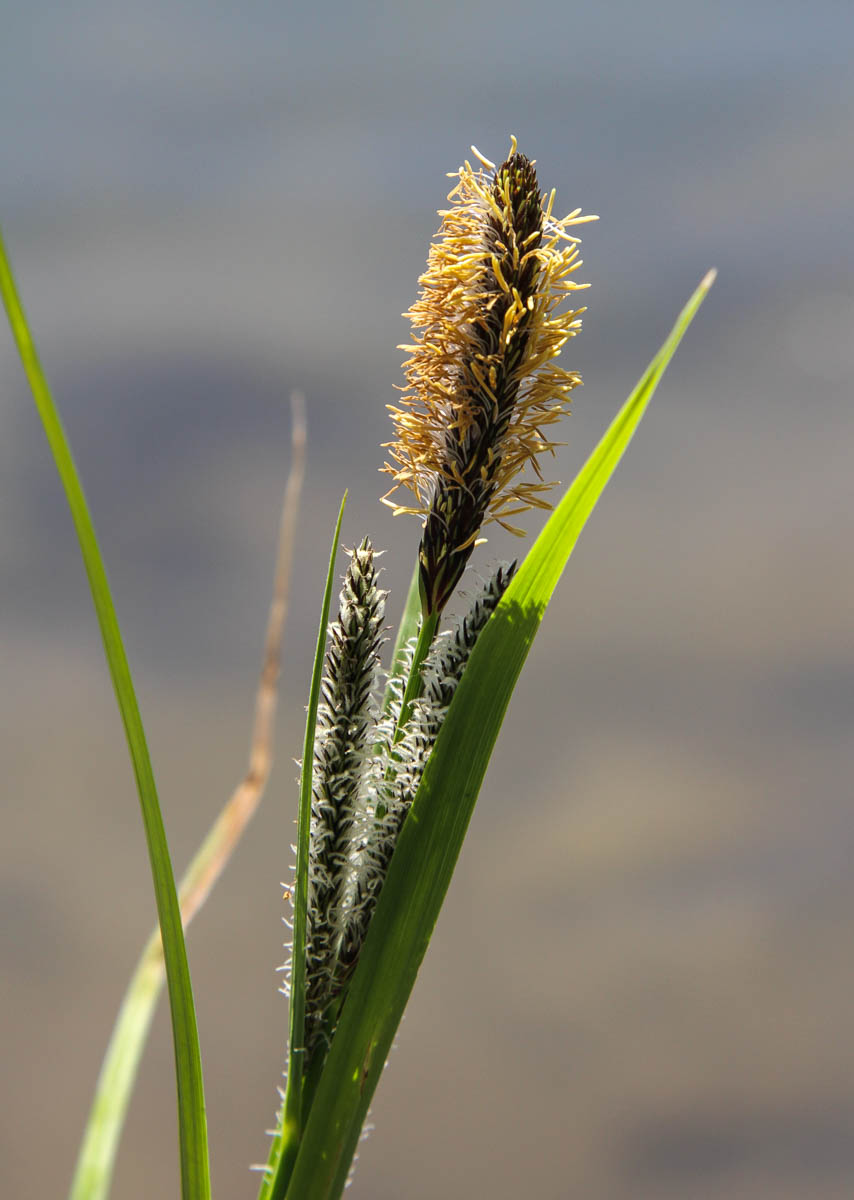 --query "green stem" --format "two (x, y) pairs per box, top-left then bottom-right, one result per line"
(393, 609), (440, 744)
(269, 1001), (339, 1200)
(384, 561), (421, 705)
(282, 271), (716, 1200)
(69, 935), (163, 1200)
